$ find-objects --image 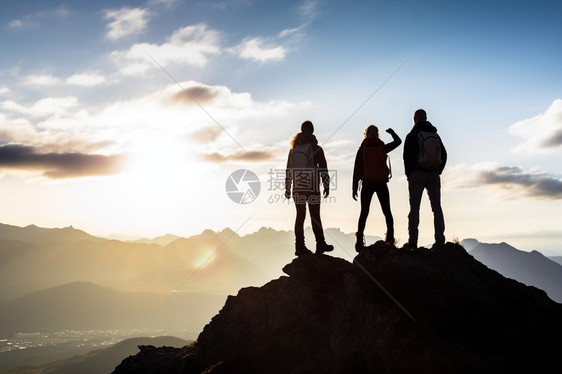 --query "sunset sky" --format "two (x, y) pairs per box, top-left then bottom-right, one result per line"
(1, 0), (561, 254)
